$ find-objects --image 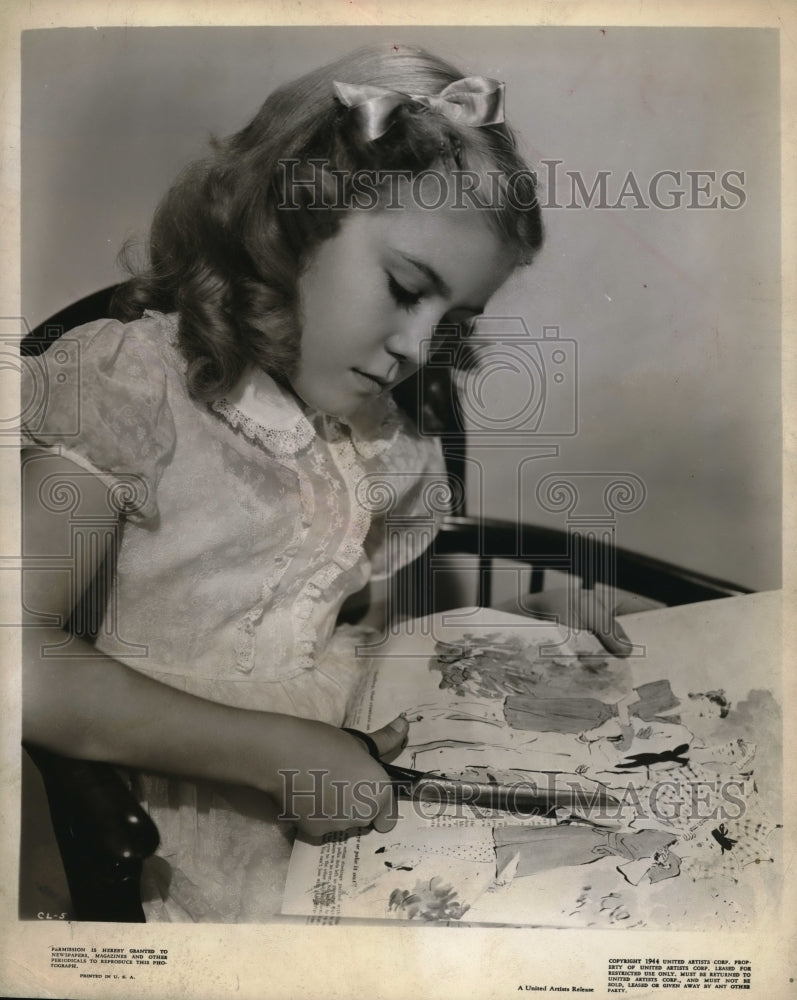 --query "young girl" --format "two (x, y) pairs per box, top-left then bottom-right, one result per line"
(21, 43), (543, 922)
